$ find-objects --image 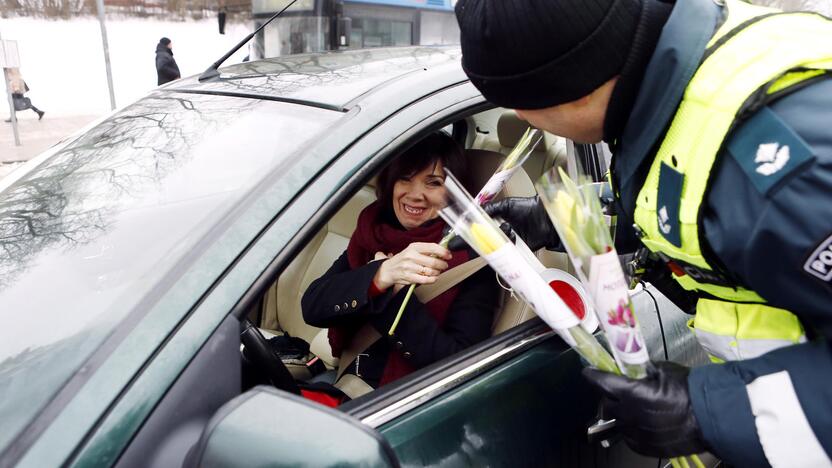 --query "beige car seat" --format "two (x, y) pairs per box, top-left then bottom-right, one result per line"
(473, 110), (568, 181)
(260, 185), (376, 372)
